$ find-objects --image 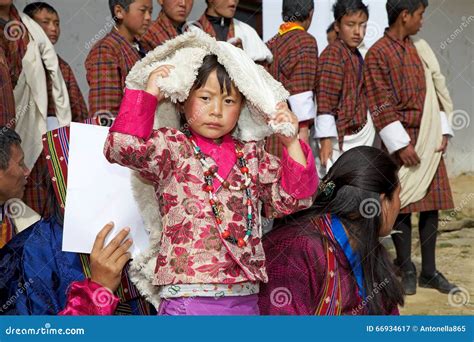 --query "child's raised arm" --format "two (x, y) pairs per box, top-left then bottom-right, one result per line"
(103, 65), (177, 184)
(258, 103), (319, 216)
